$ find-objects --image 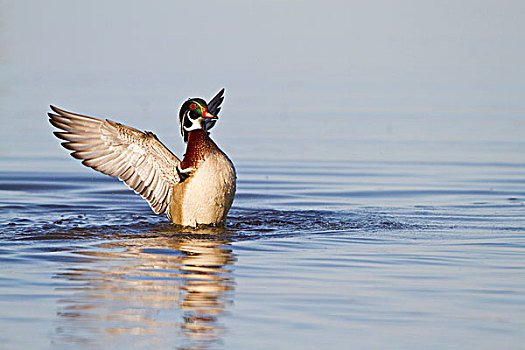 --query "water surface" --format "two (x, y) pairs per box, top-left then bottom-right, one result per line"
(1, 149), (524, 349)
